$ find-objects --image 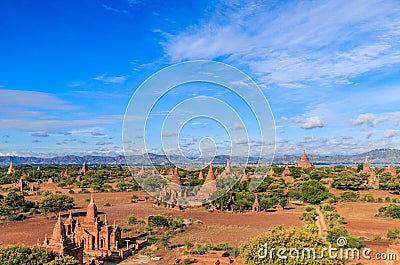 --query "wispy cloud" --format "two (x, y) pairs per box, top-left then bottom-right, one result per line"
(92, 73), (129, 84)
(102, 4), (128, 14)
(31, 132), (49, 137)
(0, 89), (77, 111)
(161, 0), (400, 87)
